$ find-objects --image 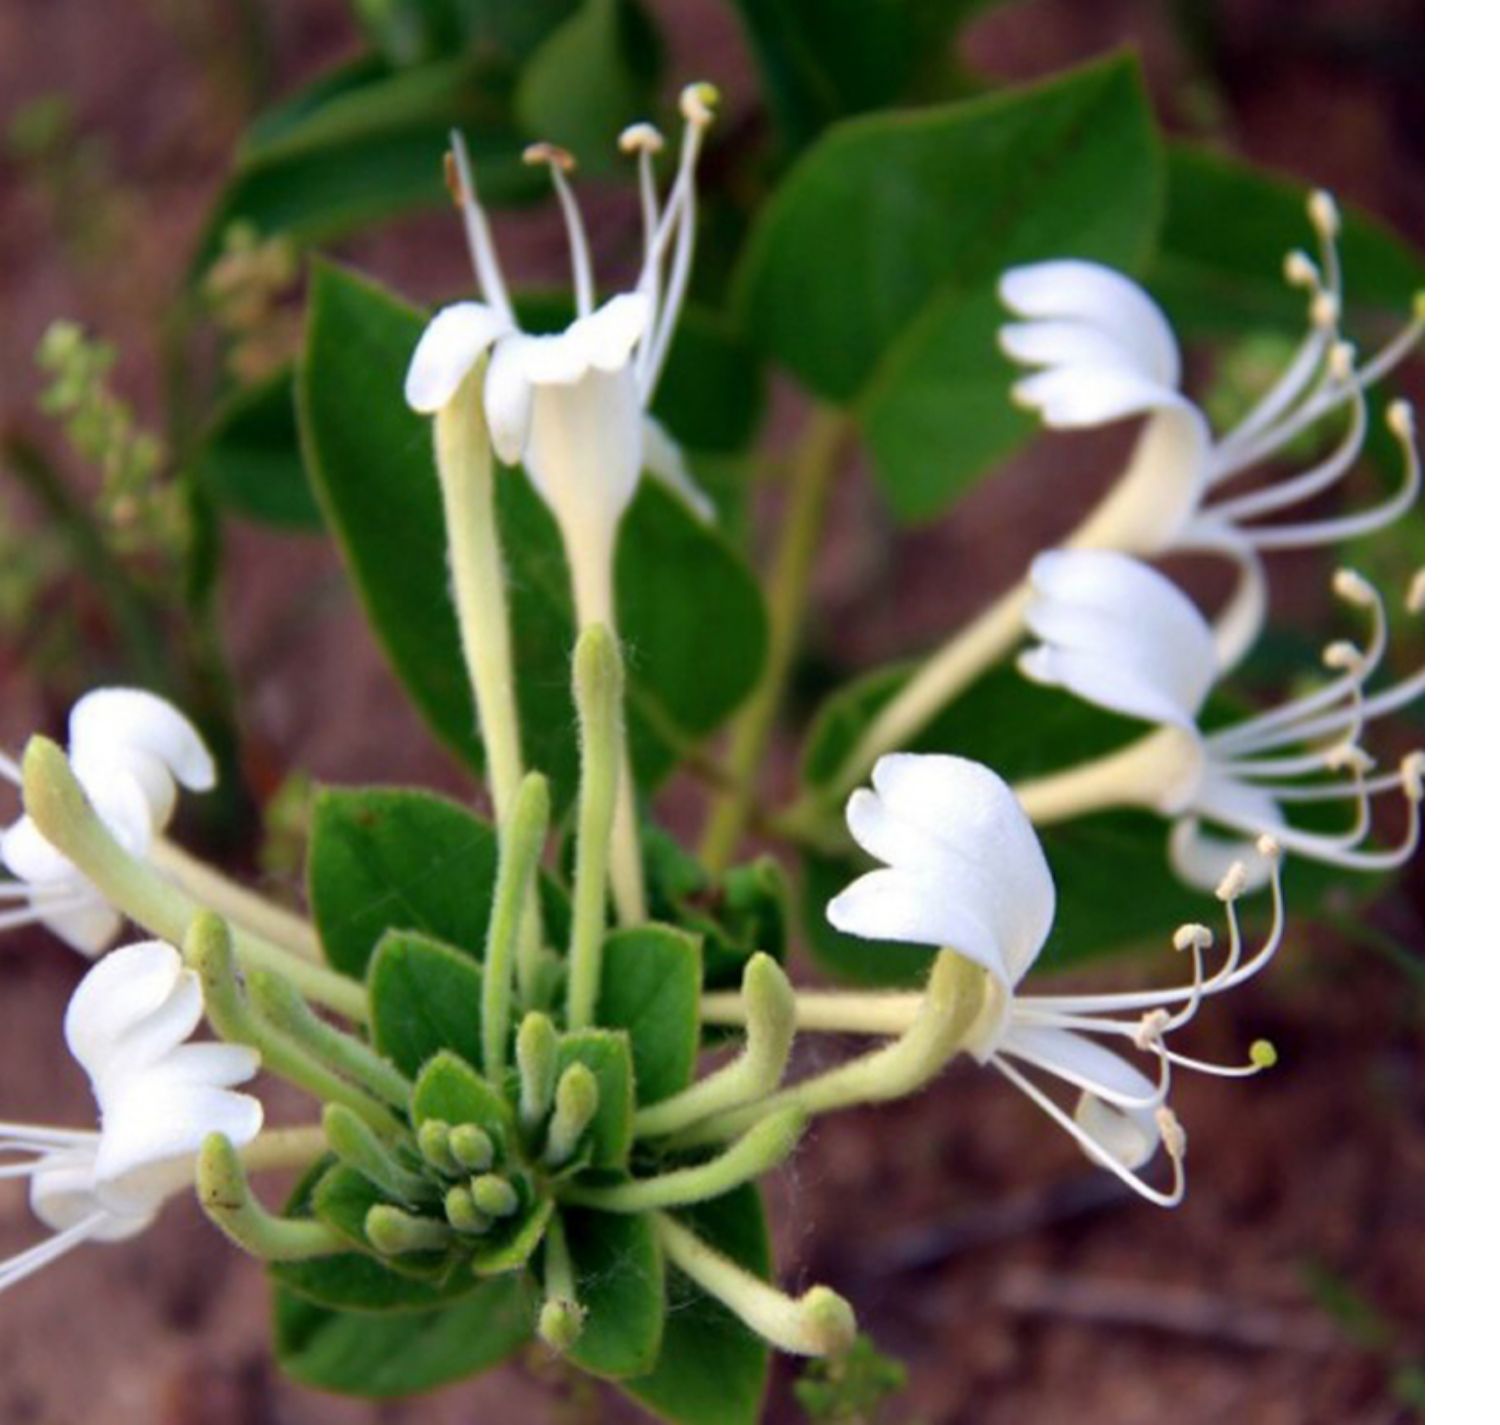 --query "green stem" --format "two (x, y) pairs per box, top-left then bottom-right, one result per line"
(240, 1124), (328, 1174)
(567, 627), (623, 1030)
(21, 738), (367, 1021)
(197, 1131), (343, 1261)
(700, 408), (850, 874)
(435, 363), (525, 817)
(698, 986), (923, 1038)
(483, 772), (550, 1083)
